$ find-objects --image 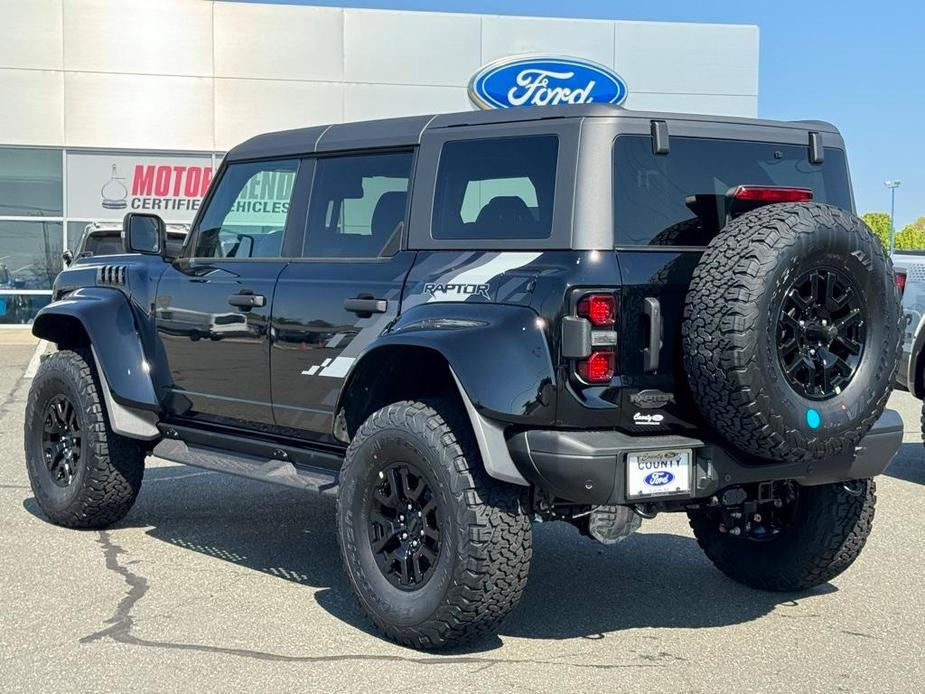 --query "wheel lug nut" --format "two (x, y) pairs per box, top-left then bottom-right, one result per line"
(420, 530), (424, 536)
(401, 532), (408, 540)
(399, 514), (404, 522)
